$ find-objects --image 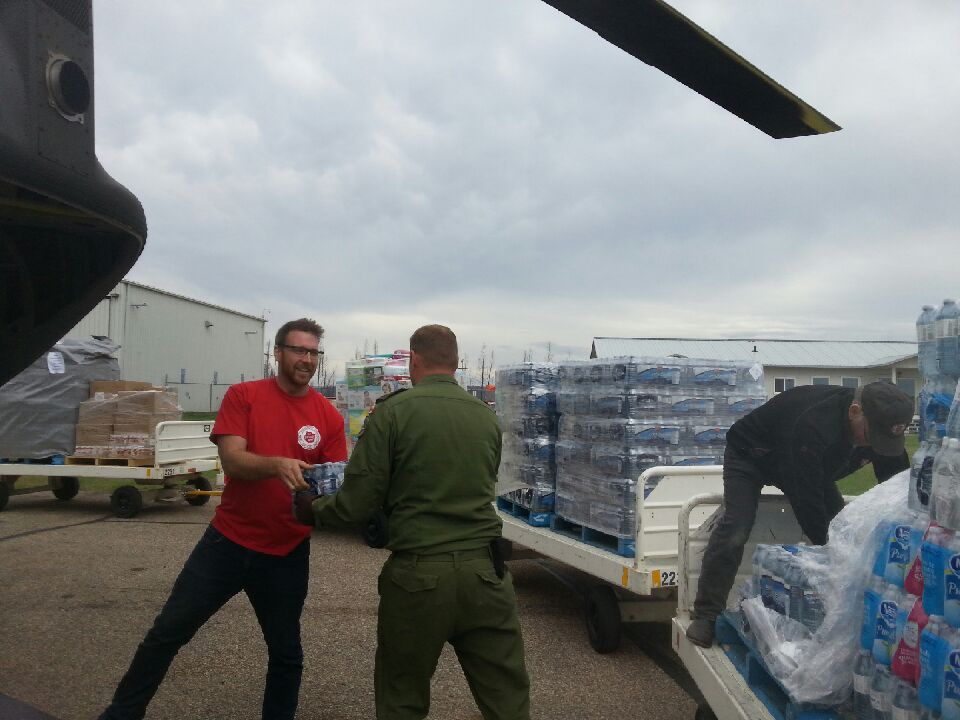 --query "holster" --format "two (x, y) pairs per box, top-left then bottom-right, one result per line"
(489, 537), (509, 579)
(363, 509), (389, 548)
